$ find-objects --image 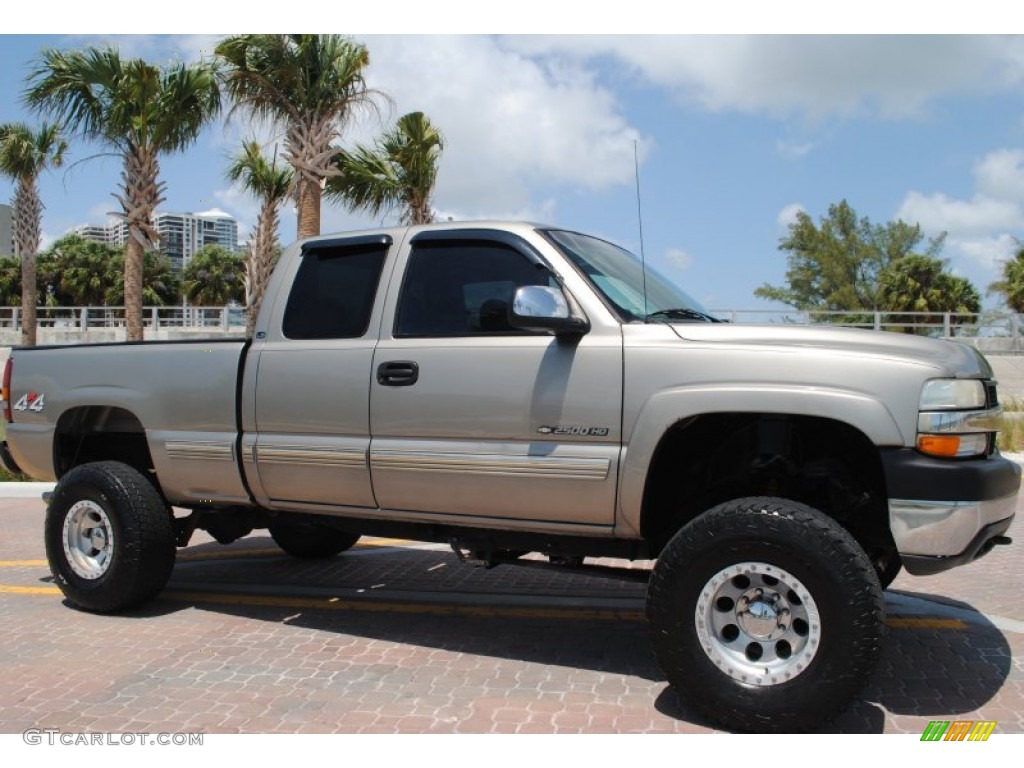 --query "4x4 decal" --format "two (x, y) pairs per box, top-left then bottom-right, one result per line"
(13, 392), (45, 413)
